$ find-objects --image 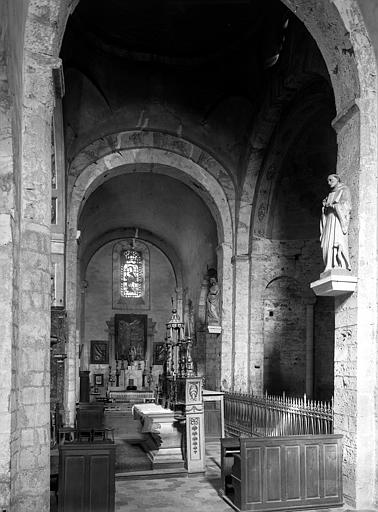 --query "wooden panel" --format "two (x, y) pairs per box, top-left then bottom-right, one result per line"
(245, 447), (262, 503)
(89, 455), (111, 511)
(323, 443), (338, 497)
(265, 446), (281, 502)
(59, 442), (115, 512)
(226, 435), (343, 512)
(285, 445), (301, 500)
(305, 444), (320, 498)
(204, 401), (222, 438)
(60, 455), (85, 511)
